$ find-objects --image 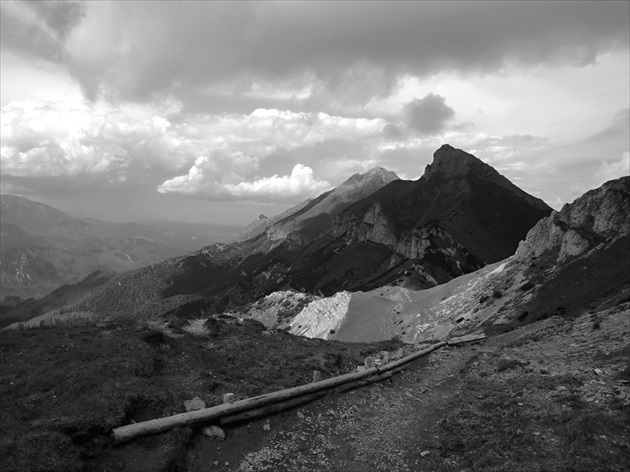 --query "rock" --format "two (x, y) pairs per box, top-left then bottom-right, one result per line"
(390, 348), (404, 360)
(356, 365), (367, 372)
(202, 425), (225, 440)
(223, 393), (236, 404)
(420, 451), (430, 457)
(313, 370), (322, 382)
(184, 397), (206, 412)
(297, 411), (305, 419)
(380, 351), (390, 365)
(594, 368), (604, 376)
(556, 386), (568, 392)
(263, 423), (271, 431)
(516, 176), (629, 262)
